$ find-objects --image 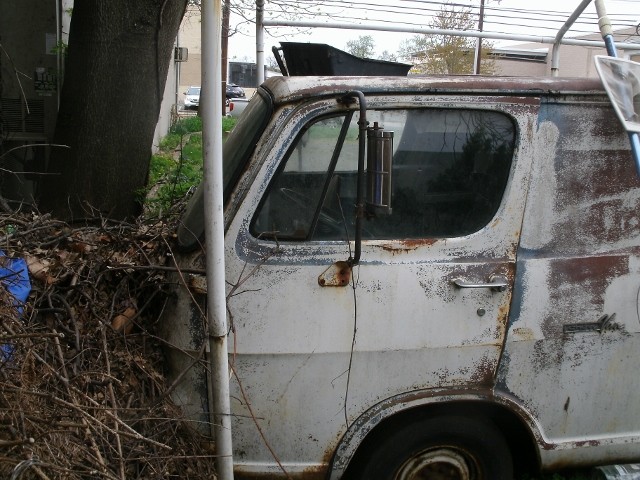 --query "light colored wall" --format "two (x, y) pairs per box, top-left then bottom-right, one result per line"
(493, 43), (607, 78)
(153, 7), (201, 151)
(493, 28), (639, 78)
(177, 8), (203, 99)
(494, 57), (549, 77)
